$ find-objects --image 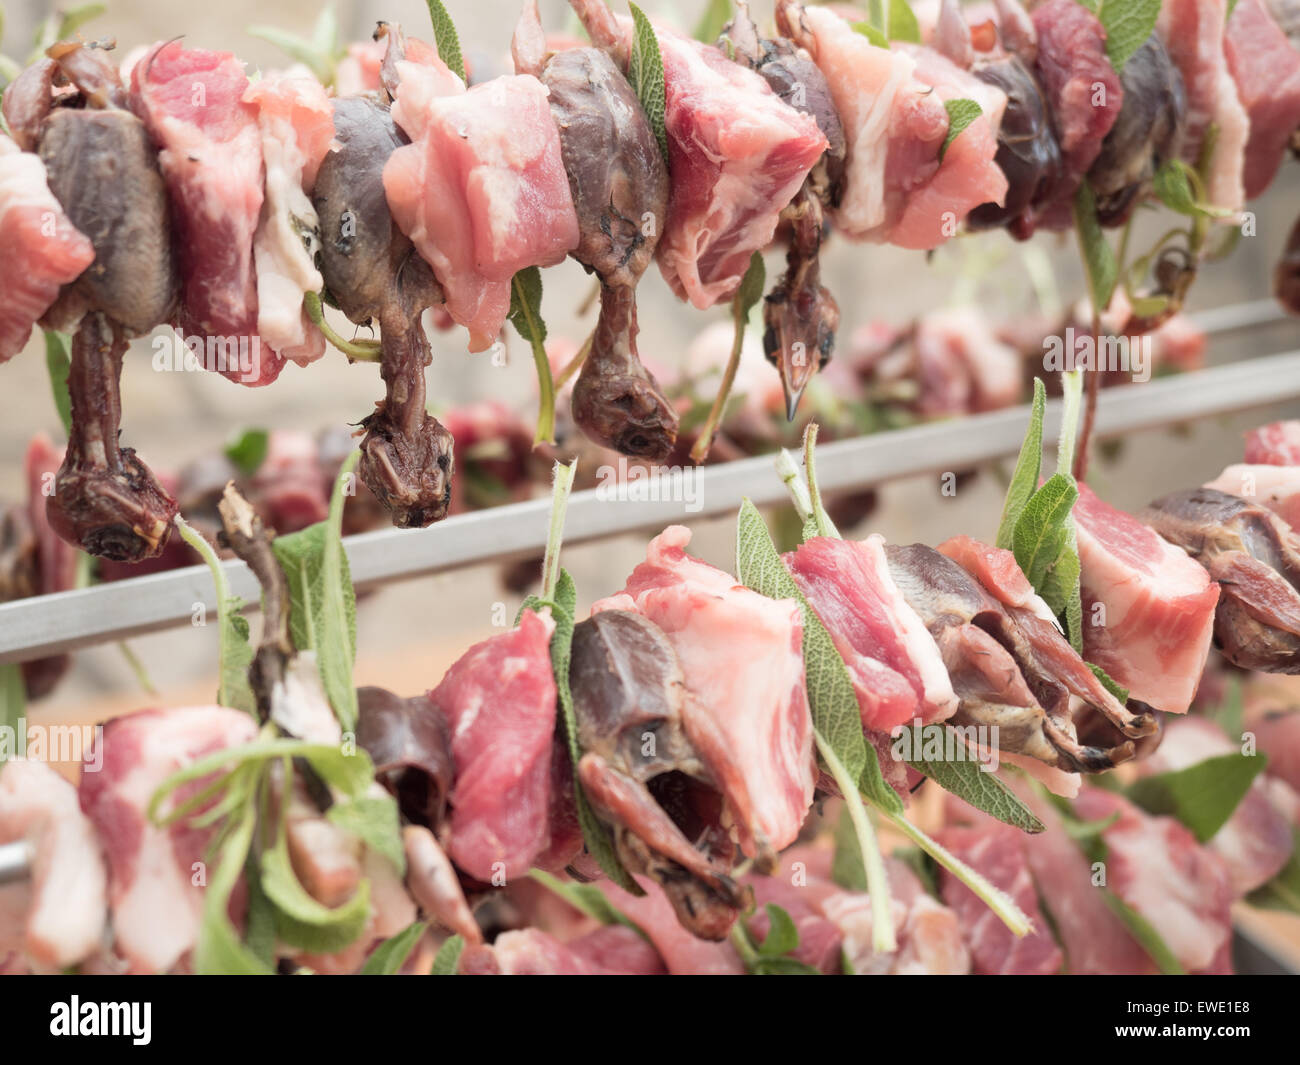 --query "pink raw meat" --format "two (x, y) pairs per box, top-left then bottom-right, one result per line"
(0, 133), (95, 362)
(430, 608), (557, 881)
(248, 430), (329, 534)
(1158, 0), (1251, 214)
(1226, 0), (1300, 198)
(654, 27), (827, 308)
(1074, 482), (1219, 714)
(592, 526), (814, 856)
(1030, 0), (1123, 229)
(745, 871), (846, 973)
(246, 73), (335, 367)
(564, 924), (667, 975)
(783, 4), (1005, 248)
(598, 876), (746, 975)
(785, 534), (958, 730)
(1140, 716), (1293, 895)
(1075, 787), (1234, 973)
(1246, 421), (1300, 466)
(1252, 708), (1300, 793)
(386, 68), (578, 351)
(0, 760), (107, 970)
(78, 705), (259, 974)
(130, 42), (277, 385)
(1205, 464), (1300, 530)
(937, 535), (1057, 623)
(935, 822), (1063, 975)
